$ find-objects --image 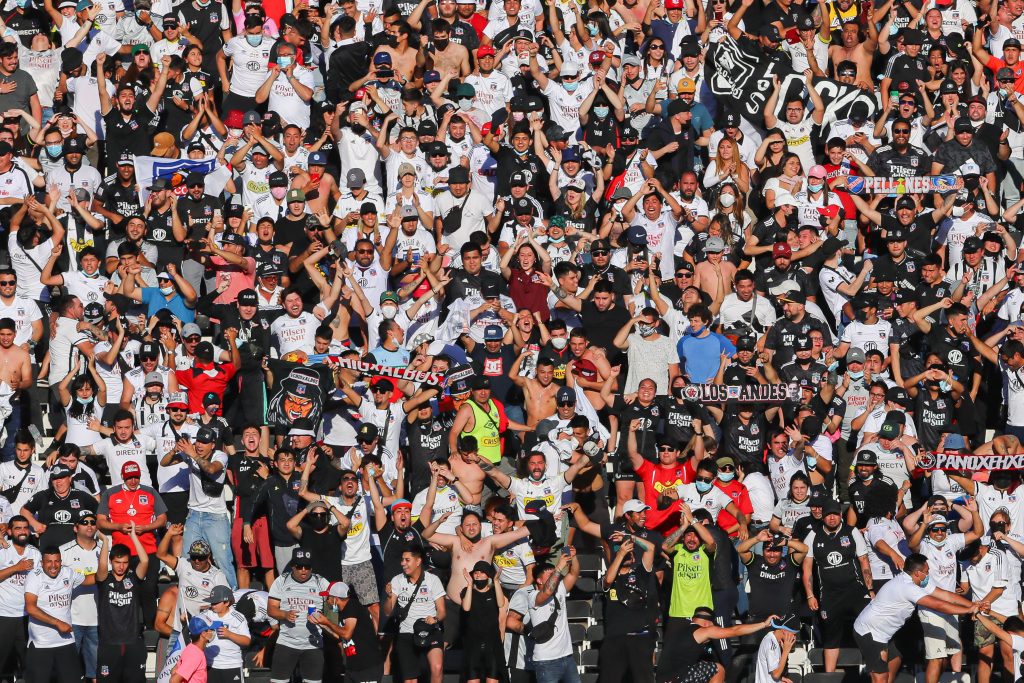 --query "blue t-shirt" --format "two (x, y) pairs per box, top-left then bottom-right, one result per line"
(140, 288), (196, 324)
(677, 332), (735, 383)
